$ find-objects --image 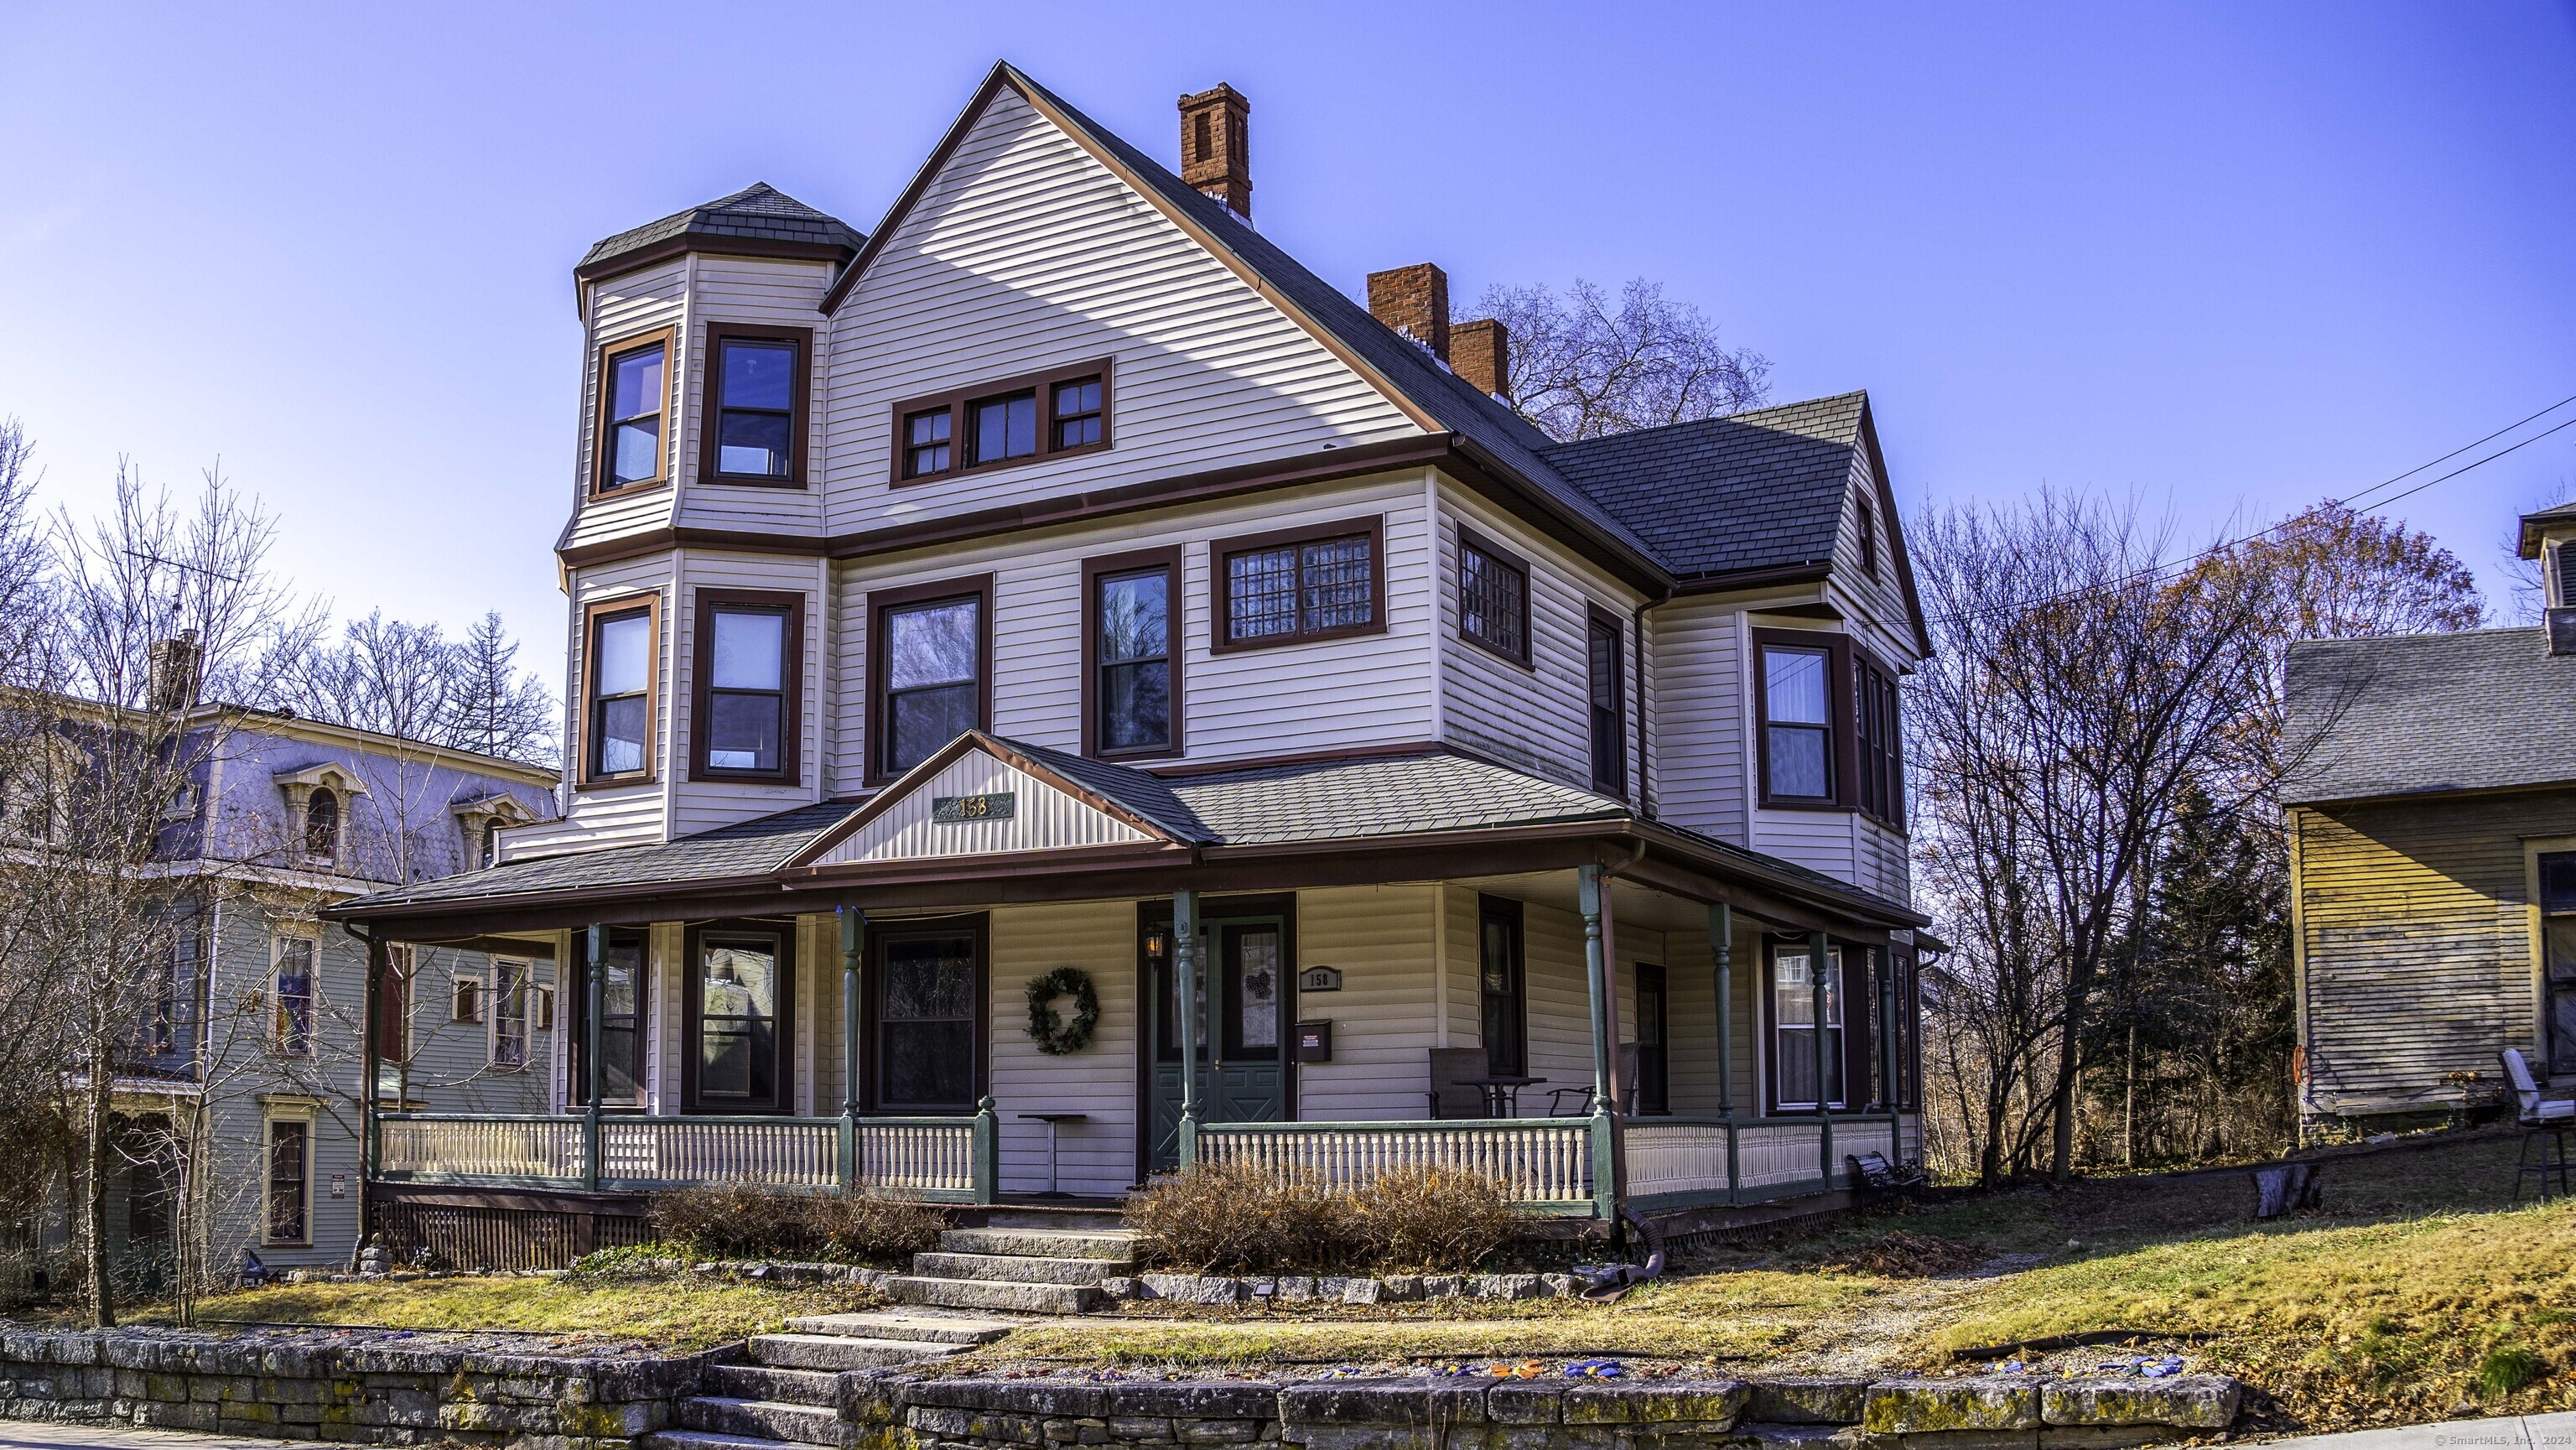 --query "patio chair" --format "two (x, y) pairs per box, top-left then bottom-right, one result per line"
(1545, 1045), (1641, 1117)
(2499, 1048), (2574, 1203)
(1427, 1047), (1493, 1120)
